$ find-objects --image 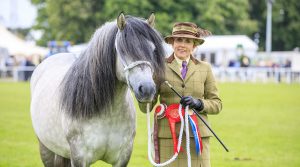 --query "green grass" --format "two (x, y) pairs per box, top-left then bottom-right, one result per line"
(0, 82), (300, 167)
